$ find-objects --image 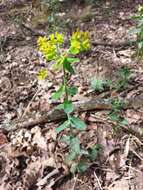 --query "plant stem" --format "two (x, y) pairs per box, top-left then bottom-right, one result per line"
(63, 67), (73, 135)
(67, 114), (74, 136)
(63, 66), (68, 101)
